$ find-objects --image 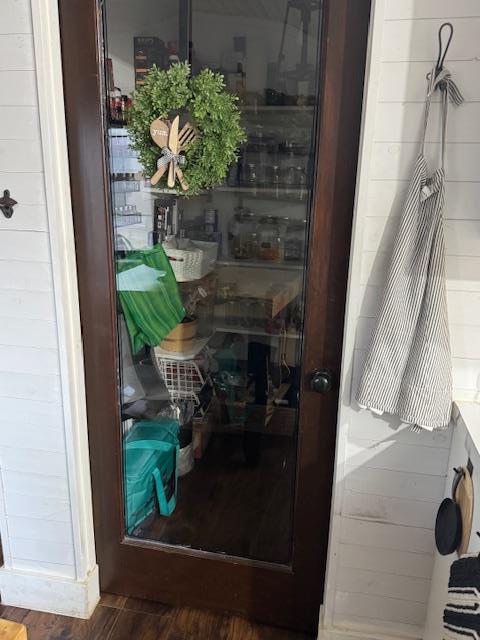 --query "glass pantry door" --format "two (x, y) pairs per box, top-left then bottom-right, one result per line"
(59, 0), (369, 629)
(104, 0), (322, 566)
